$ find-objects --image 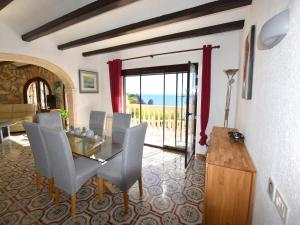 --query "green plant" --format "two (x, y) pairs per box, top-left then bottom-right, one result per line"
(59, 109), (69, 120)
